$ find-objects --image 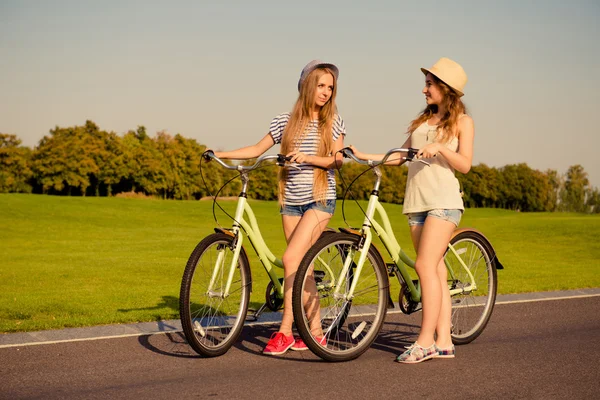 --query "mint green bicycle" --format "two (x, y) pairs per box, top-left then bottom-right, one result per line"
(292, 147), (503, 362)
(179, 151), (339, 357)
